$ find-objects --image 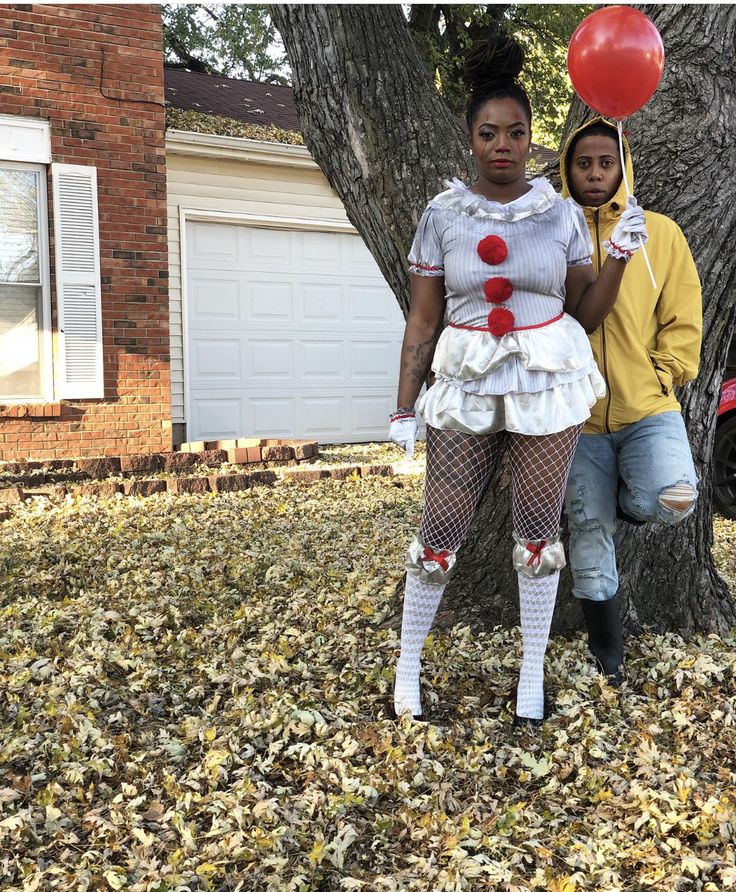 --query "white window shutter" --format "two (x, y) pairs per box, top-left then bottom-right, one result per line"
(51, 163), (104, 399)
